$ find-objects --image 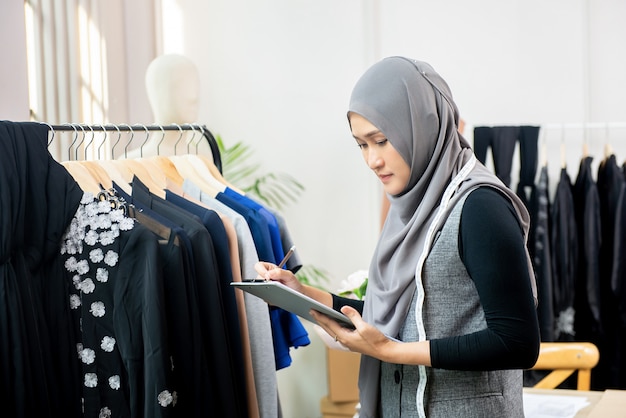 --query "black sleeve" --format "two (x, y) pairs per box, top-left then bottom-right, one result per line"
(332, 293), (365, 314)
(430, 187), (540, 370)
